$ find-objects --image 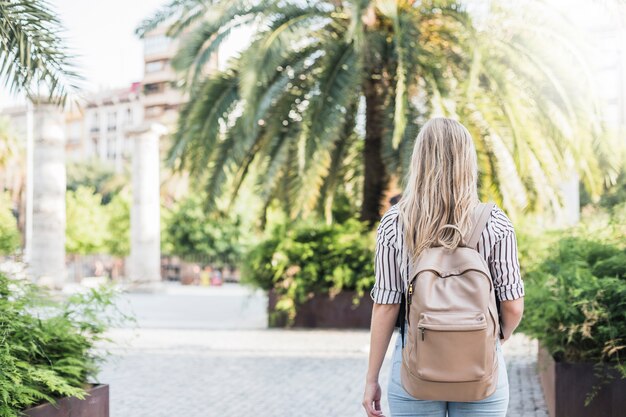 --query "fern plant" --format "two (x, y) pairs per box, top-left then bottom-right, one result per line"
(0, 271), (125, 416)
